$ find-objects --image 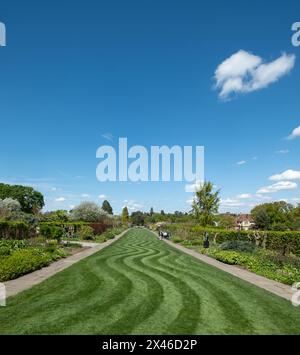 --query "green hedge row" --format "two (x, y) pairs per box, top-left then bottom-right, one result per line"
(168, 224), (300, 256)
(38, 222), (87, 239)
(199, 248), (300, 285)
(0, 248), (67, 282)
(0, 221), (30, 240)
